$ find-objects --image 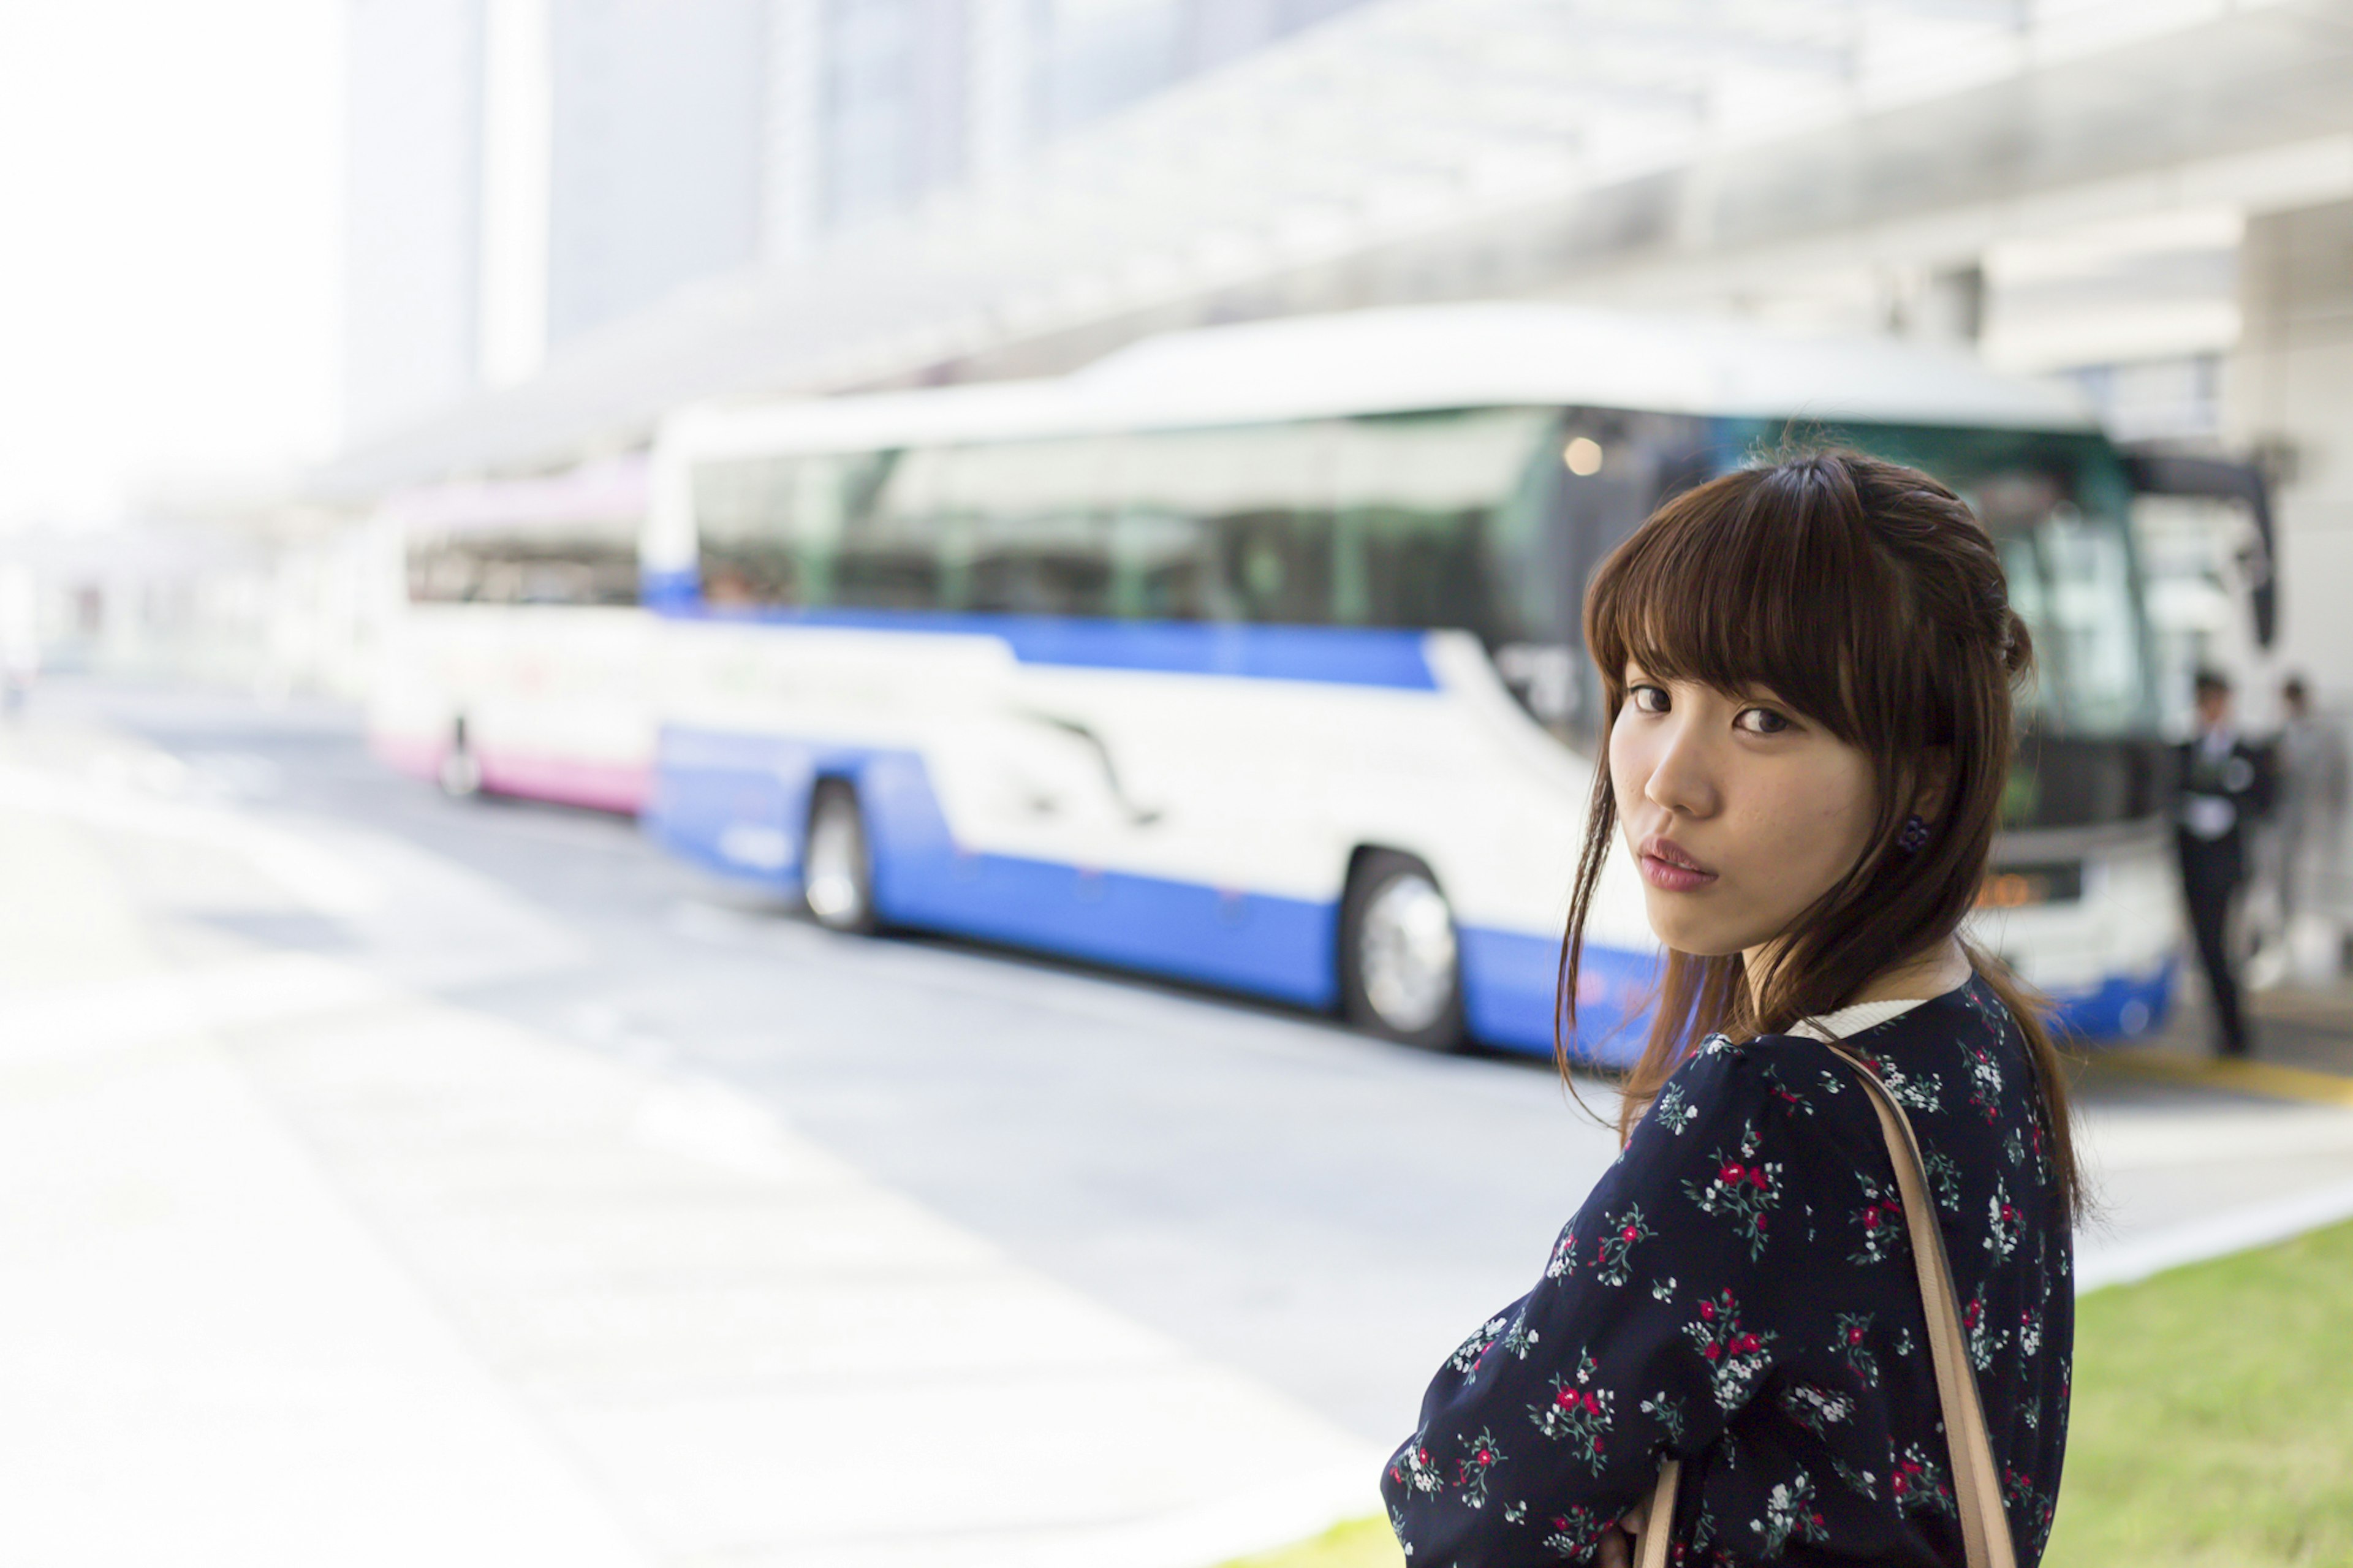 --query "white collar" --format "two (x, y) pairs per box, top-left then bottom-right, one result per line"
(1783, 996), (1932, 1042)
